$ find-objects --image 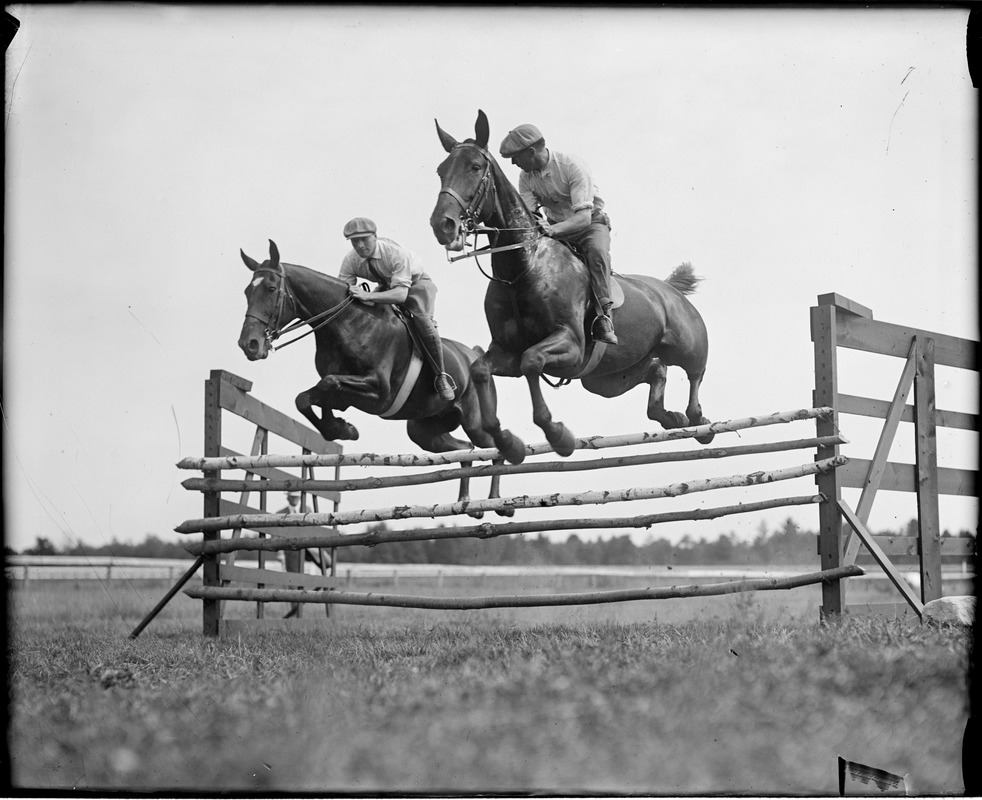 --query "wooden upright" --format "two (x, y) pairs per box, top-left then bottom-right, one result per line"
(200, 370), (342, 637)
